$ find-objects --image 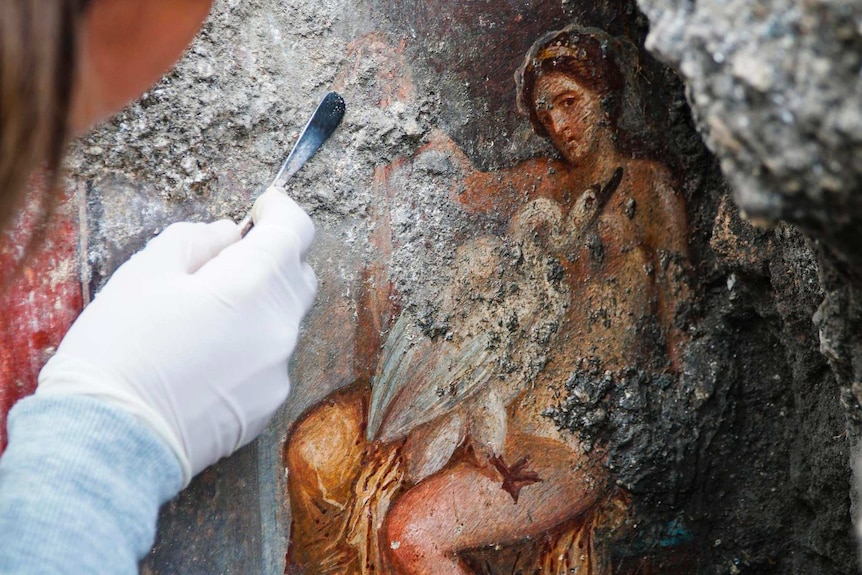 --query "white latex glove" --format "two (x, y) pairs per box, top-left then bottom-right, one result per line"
(37, 187), (317, 485)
